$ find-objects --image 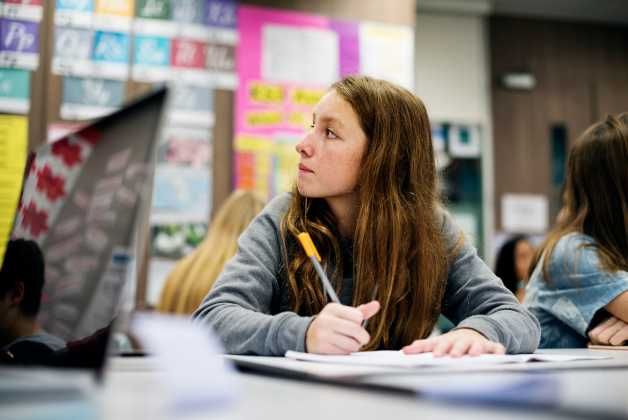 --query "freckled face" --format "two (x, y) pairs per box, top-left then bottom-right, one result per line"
(295, 90), (367, 199)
